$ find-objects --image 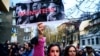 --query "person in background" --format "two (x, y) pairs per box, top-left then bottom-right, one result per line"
(33, 22), (46, 56)
(47, 43), (61, 56)
(4, 40), (10, 48)
(64, 45), (78, 56)
(22, 42), (33, 56)
(0, 43), (8, 56)
(3, 40), (10, 56)
(82, 46), (99, 56)
(18, 47), (25, 56)
(11, 43), (19, 56)
(77, 49), (84, 56)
